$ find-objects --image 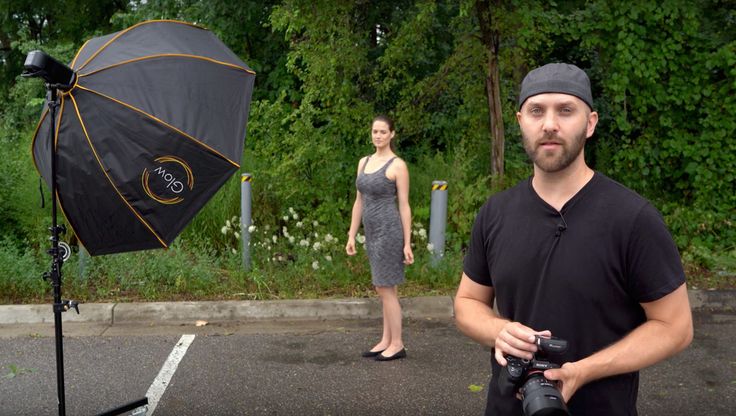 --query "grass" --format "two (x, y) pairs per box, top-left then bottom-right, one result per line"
(0, 214), (464, 304)
(1, 243), (732, 306)
(0, 207), (733, 305)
